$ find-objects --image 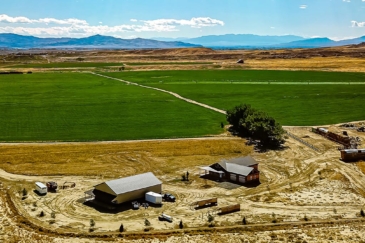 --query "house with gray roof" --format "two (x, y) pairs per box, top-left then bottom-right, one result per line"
(93, 172), (162, 204)
(200, 156), (259, 184)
